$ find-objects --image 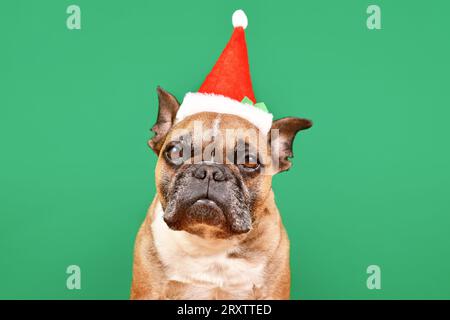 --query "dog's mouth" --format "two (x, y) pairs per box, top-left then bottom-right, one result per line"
(188, 198), (226, 225)
(164, 197), (226, 229)
(193, 198), (222, 211)
(163, 196), (251, 238)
